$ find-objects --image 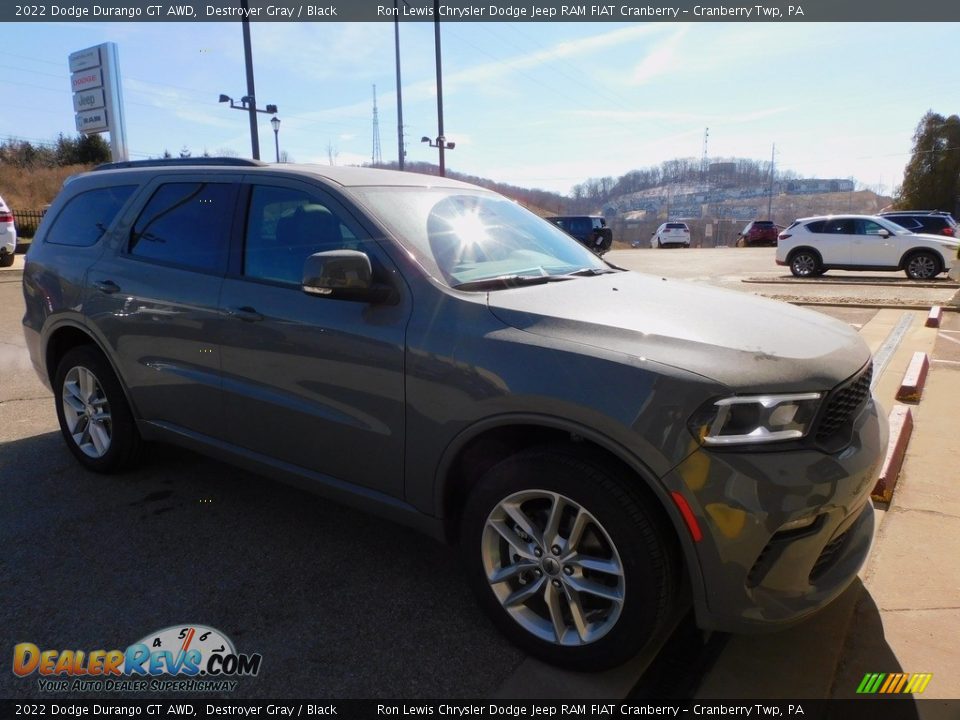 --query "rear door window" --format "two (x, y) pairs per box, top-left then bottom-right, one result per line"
(129, 182), (234, 273)
(45, 185), (137, 247)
